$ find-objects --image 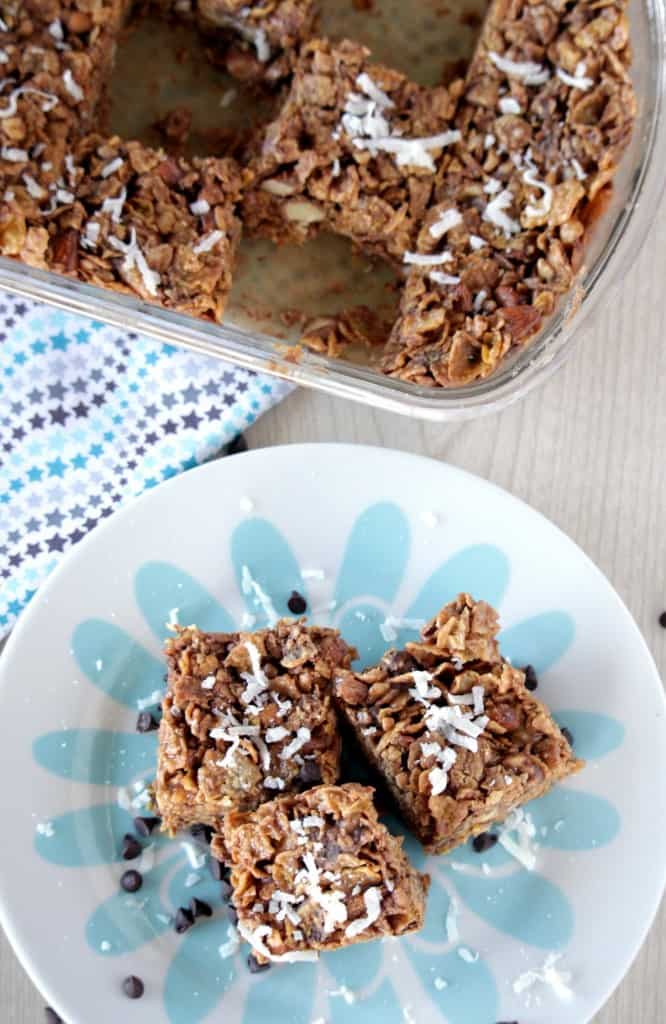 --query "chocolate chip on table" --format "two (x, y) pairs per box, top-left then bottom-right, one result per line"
(174, 907), (195, 934)
(287, 590), (307, 615)
(121, 834), (142, 861)
(122, 975), (145, 1000)
(523, 664), (538, 691)
(220, 878), (233, 900)
(247, 953), (271, 974)
(136, 711), (158, 733)
(472, 832), (498, 853)
(561, 726), (574, 747)
(659, 611), (666, 628)
(190, 823), (213, 845)
(190, 897), (213, 919)
(134, 815), (160, 838)
(298, 760), (322, 785)
(120, 869), (143, 893)
(44, 1009), (64, 1024)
